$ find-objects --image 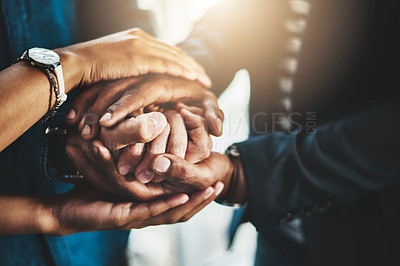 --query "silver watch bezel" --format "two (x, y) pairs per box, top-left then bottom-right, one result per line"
(25, 47), (60, 69)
